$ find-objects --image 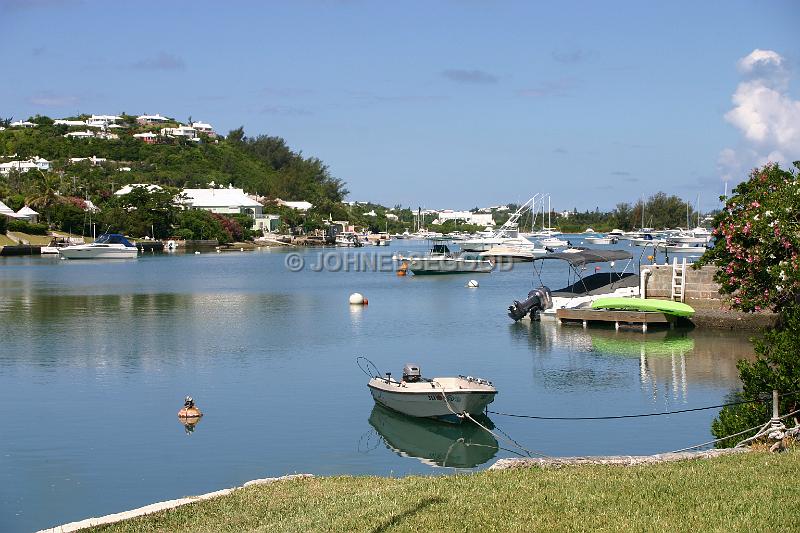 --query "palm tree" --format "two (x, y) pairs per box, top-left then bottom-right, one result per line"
(25, 171), (63, 224)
